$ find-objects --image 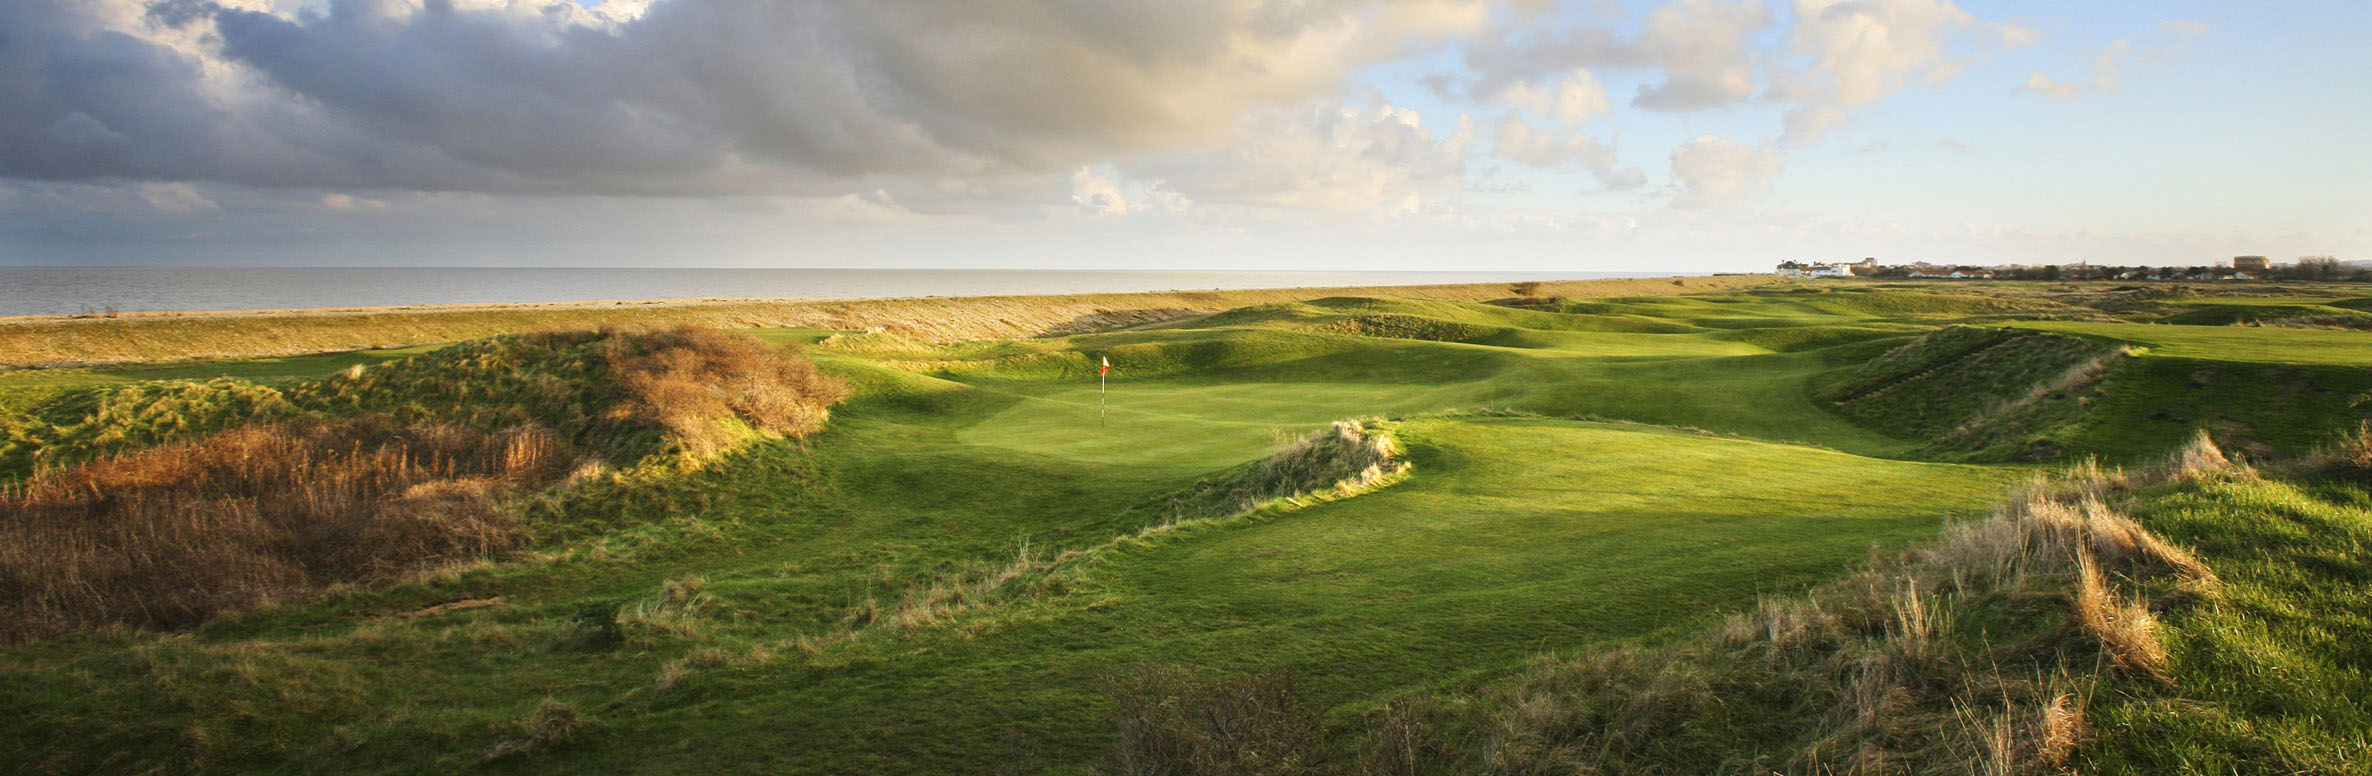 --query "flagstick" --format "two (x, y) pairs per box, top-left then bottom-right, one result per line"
(1099, 368), (1107, 428)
